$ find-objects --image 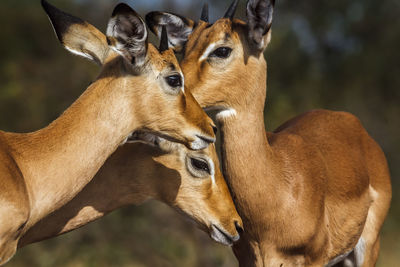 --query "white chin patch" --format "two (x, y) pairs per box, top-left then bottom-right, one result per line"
(190, 138), (209, 150)
(324, 237), (365, 267)
(216, 108), (237, 120)
(354, 237), (365, 266)
(210, 225), (233, 246)
(126, 132), (161, 148)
